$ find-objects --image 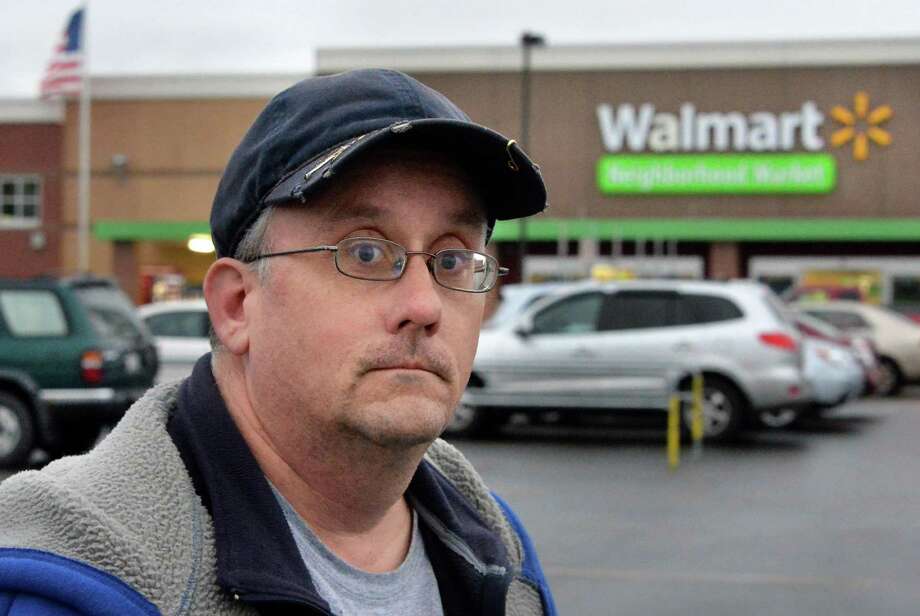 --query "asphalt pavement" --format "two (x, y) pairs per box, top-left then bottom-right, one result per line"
(2, 390), (918, 615)
(456, 388), (920, 615)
